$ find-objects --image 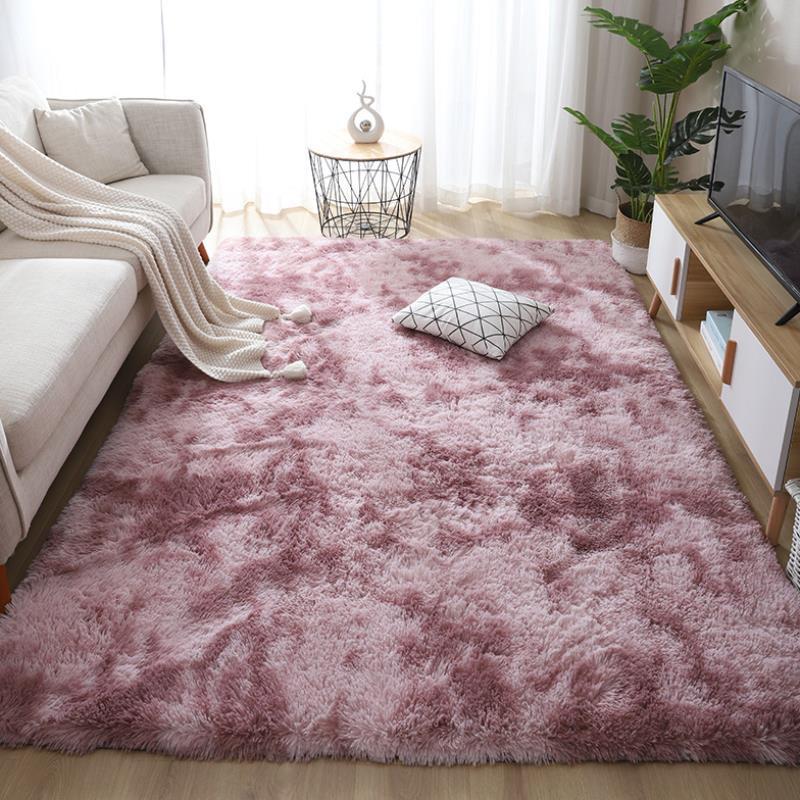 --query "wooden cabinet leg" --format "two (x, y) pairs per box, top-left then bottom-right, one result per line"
(198, 242), (210, 265)
(0, 565), (10, 613)
(766, 491), (789, 546)
(648, 292), (662, 319)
